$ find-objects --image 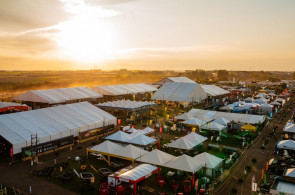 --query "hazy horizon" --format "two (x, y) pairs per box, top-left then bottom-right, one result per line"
(1, 0), (295, 71)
